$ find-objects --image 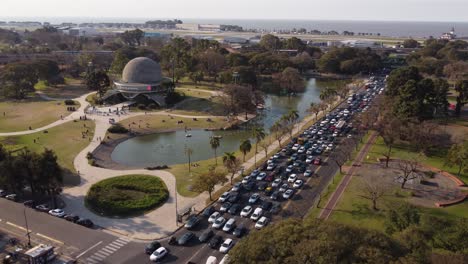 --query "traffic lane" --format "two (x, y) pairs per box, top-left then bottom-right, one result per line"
(0, 199), (116, 251)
